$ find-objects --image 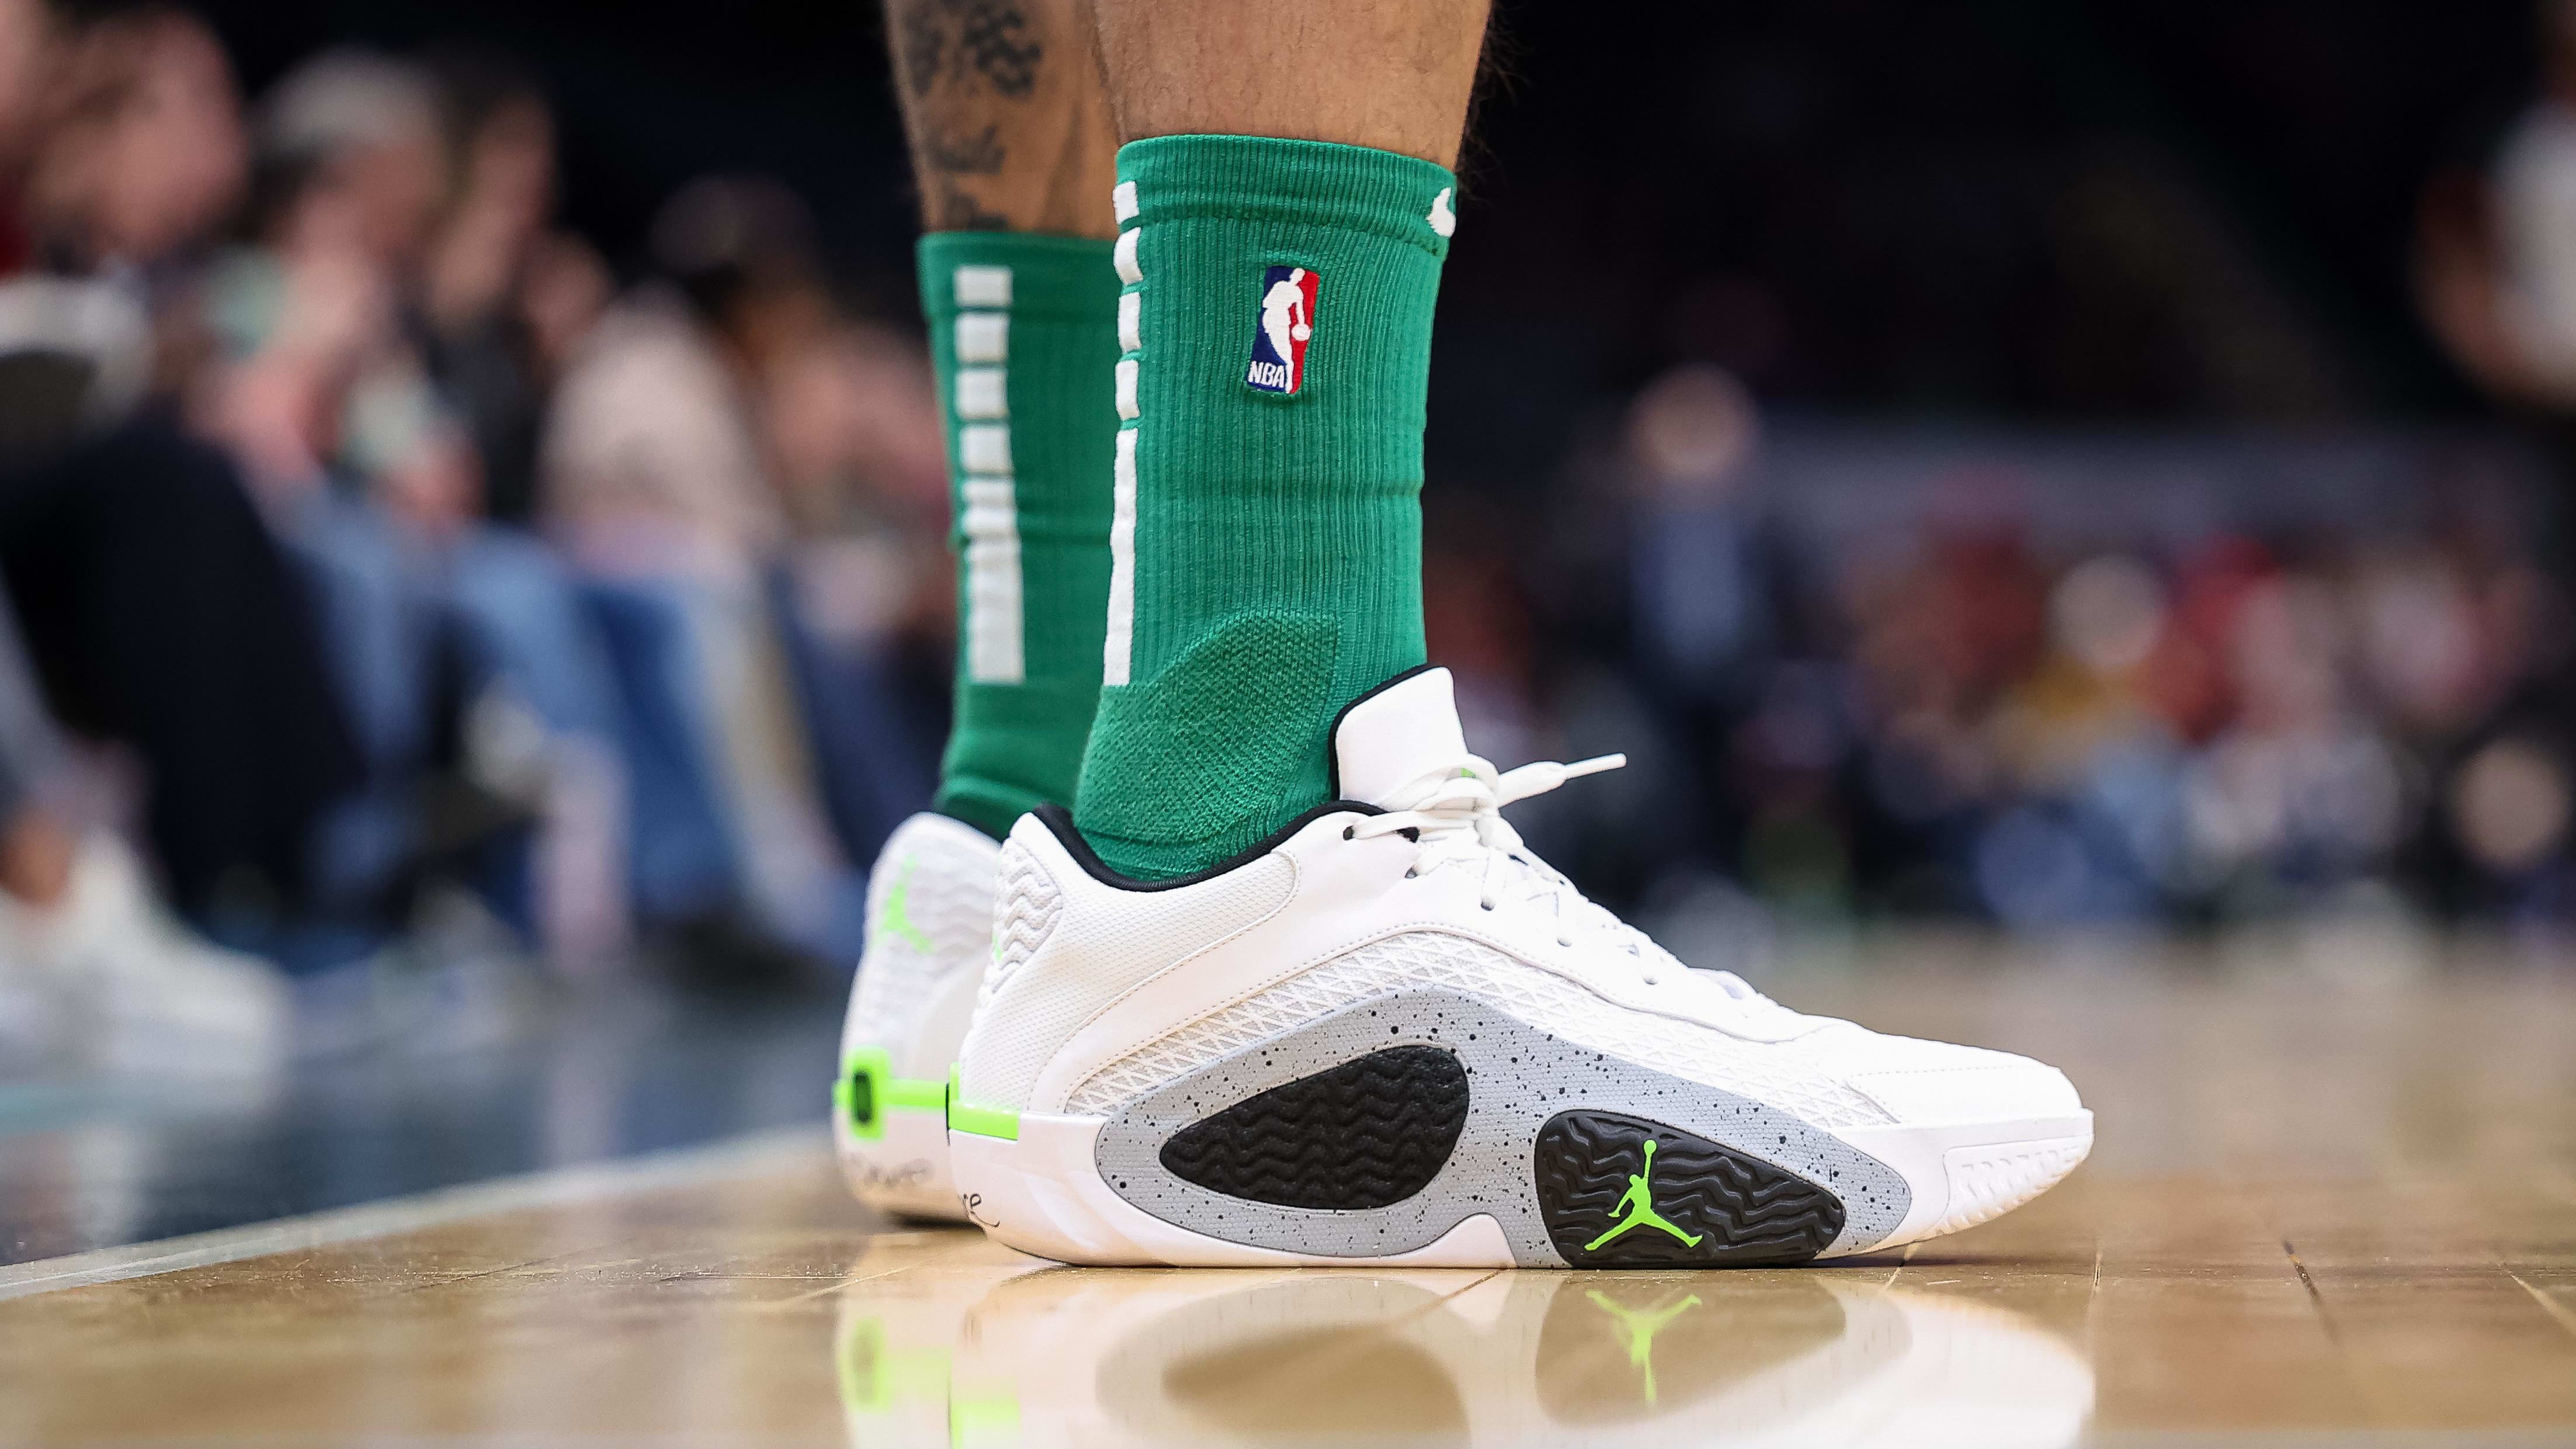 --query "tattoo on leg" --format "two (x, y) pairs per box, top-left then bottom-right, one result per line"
(920, 123), (1006, 176)
(886, 0), (1091, 232)
(933, 190), (1014, 230)
(898, 0), (1043, 100)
